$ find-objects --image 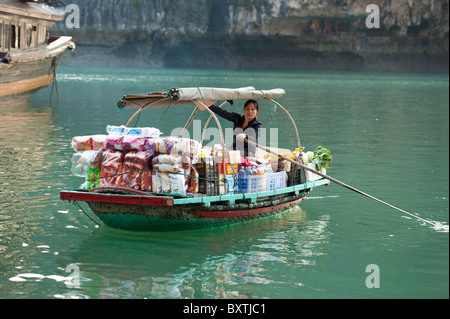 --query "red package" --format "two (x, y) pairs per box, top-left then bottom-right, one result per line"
(186, 165), (199, 194)
(122, 151), (152, 190)
(99, 150), (124, 187)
